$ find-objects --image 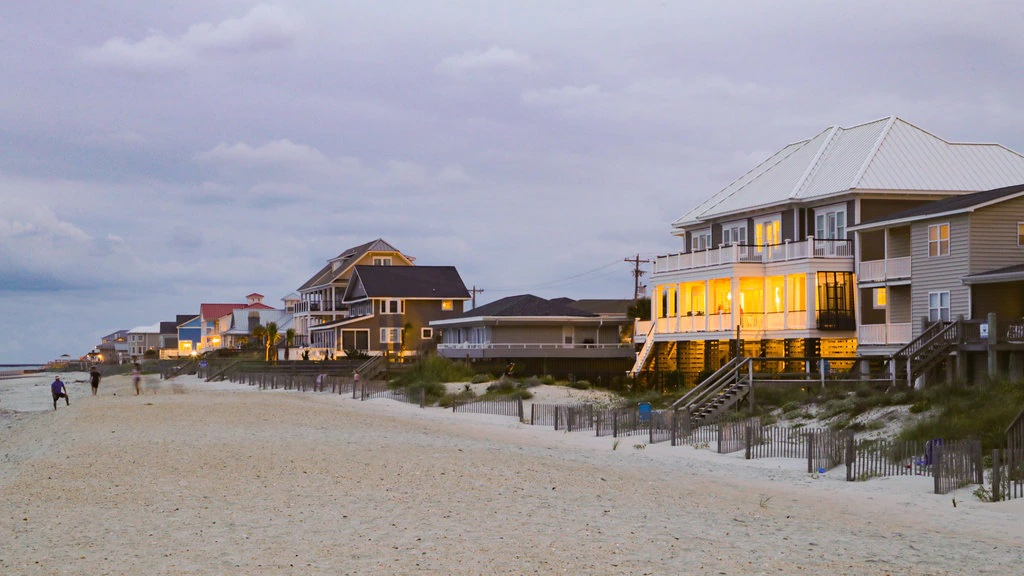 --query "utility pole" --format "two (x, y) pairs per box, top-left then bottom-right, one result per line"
(624, 254), (651, 300)
(468, 285), (484, 309)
